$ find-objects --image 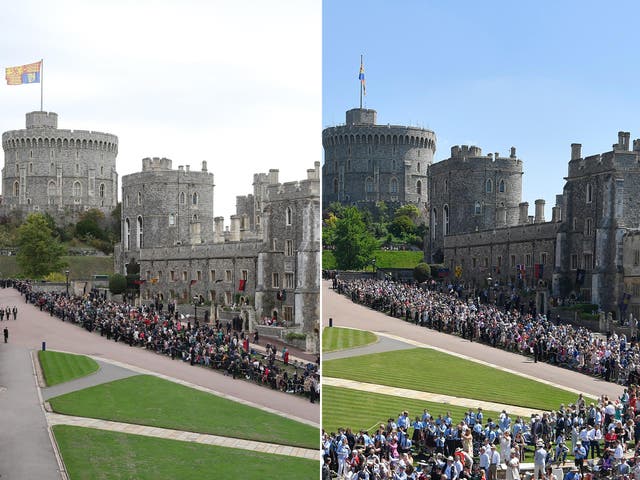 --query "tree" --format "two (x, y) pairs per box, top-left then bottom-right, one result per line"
(388, 214), (416, 238)
(413, 262), (431, 283)
(394, 204), (420, 221)
(323, 212), (339, 248)
(16, 213), (67, 278)
(333, 207), (377, 270)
